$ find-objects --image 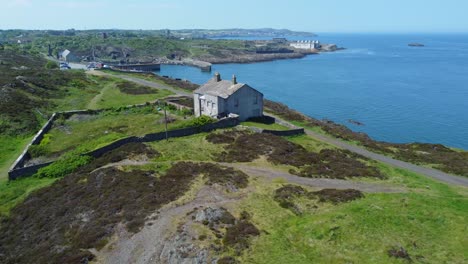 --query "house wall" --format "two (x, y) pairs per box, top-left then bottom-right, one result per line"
(194, 93), (201, 116)
(225, 86), (263, 121)
(194, 93), (220, 118)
